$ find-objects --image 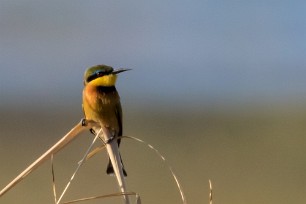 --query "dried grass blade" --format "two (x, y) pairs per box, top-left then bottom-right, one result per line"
(209, 179), (212, 204)
(98, 126), (130, 204)
(85, 145), (106, 161)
